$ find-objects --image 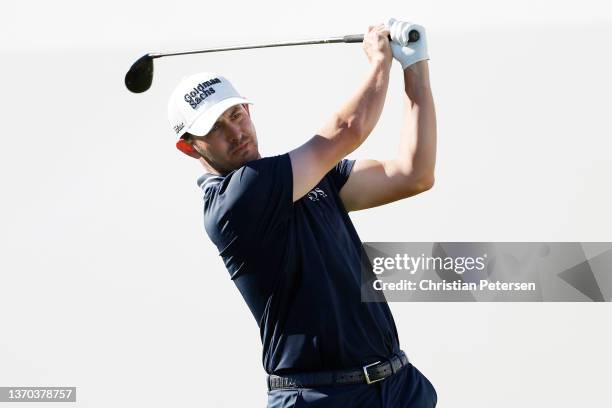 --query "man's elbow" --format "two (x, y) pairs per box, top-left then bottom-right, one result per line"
(407, 174), (435, 196)
(418, 175), (435, 192)
(321, 115), (364, 152)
